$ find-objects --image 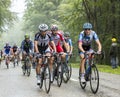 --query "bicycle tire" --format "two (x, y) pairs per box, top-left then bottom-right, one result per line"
(90, 64), (99, 94)
(53, 62), (57, 82)
(44, 65), (51, 93)
(63, 63), (69, 83)
(57, 63), (63, 87)
(79, 69), (87, 89)
(67, 63), (72, 80)
(39, 72), (43, 89)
